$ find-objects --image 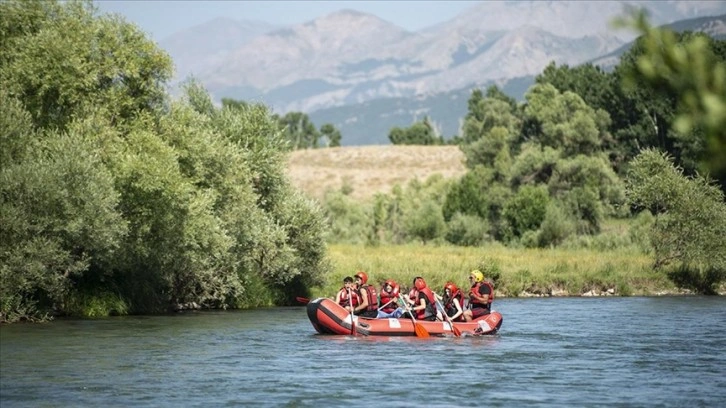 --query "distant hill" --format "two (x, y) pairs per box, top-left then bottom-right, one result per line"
(160, 1), (726, 111)
(311, 13), (726, 146)
(156, 2), (726, 146)
(309, 76), (534, 145)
